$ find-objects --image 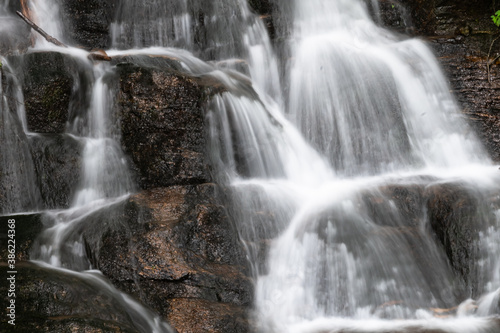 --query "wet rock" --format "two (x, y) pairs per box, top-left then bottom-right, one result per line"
(0, 214), (44, 261)
(248, 0), (272, 15)
(425, 182), (496, 295)
(404, 0), (493, 37)
(1, 53), (85, 211)
(0, 73), (42, 214)
(0, 262), (141, 333)
(29, 134), (82, 209)
(7, 52), (76, 133)
(97, 185), (252, 333)
(379, 1), (414, 35)
(59, 0), (118, 49)
(247, 0), (275, 39)
(0, 15), (31, 55)
(362, 182), (428, 228)
(166, 298), (248, 333)
(116, 57), (219, 189)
